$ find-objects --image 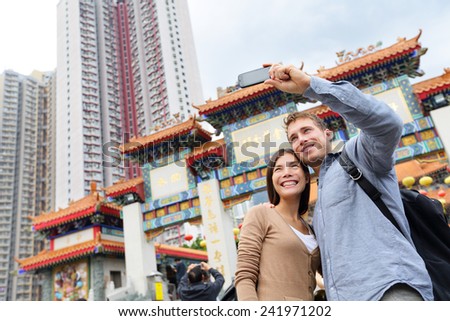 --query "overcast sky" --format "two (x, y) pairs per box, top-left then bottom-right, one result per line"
(1, 0), (449, 101)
